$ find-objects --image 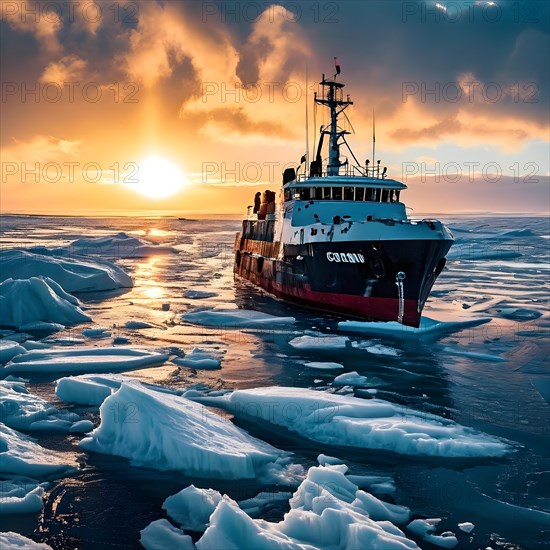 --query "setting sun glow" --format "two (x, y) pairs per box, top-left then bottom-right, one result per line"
(131, 156), (186, 199)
